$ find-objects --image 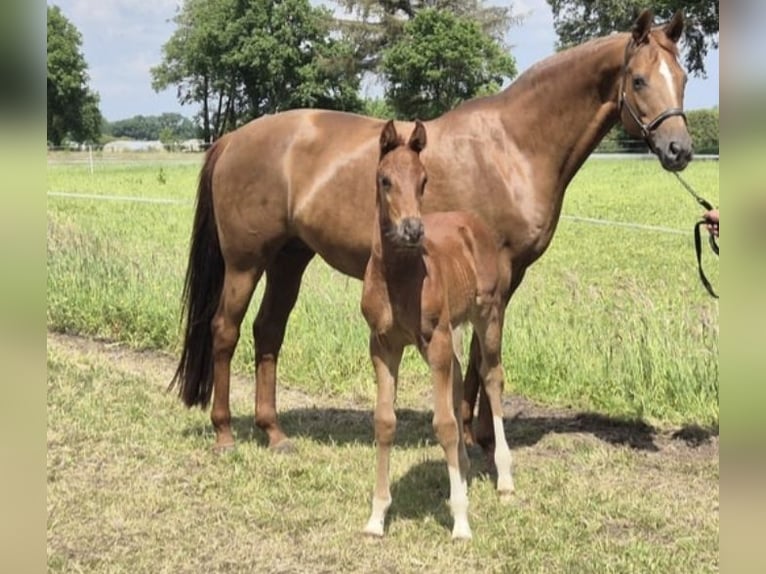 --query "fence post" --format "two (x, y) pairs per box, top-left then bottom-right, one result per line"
(88, 145), (94, 175)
